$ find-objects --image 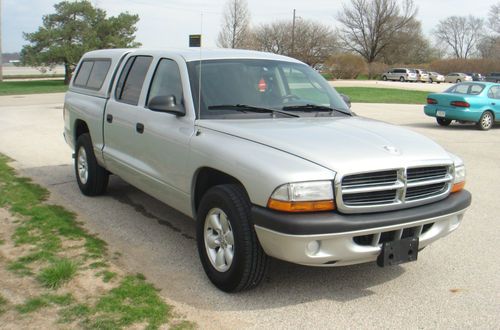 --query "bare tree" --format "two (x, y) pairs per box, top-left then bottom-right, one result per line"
(251, 19), (337, 66)
(478, 2), (500, 59)
(337, 0), (417, 64)
(488, 2), (500, 34)
(216, 0), (251, 49)
(434, 16), (484, 59)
